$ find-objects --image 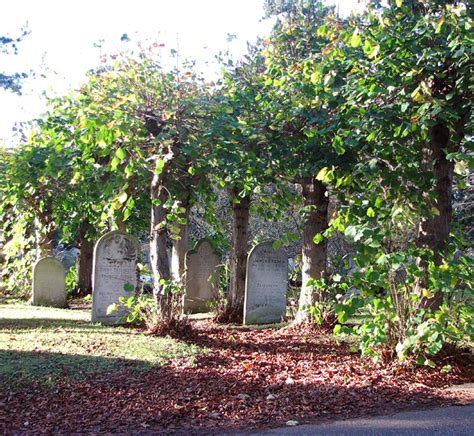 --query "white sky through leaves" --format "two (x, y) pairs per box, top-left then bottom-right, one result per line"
(0, 0), (365, 144)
